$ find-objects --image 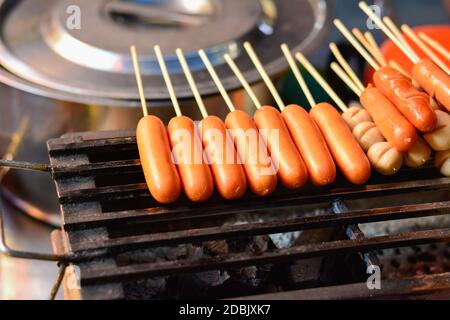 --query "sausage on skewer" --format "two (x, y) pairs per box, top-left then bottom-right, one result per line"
(199, 49), (278, 197)
(131, 46), (181, 204)
(155, 45), (214, 202)
(176, 48), (247, 200)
